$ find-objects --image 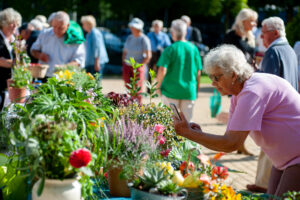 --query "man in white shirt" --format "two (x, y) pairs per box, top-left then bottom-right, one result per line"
(31, 11), (85, 78)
